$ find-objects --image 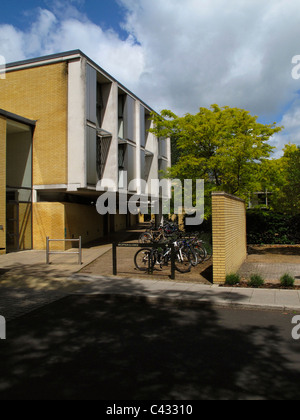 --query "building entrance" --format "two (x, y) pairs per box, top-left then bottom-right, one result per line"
(6, 118), (33, 252)
(6, 200), (19, 252)
(6, 189), (33, 252)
